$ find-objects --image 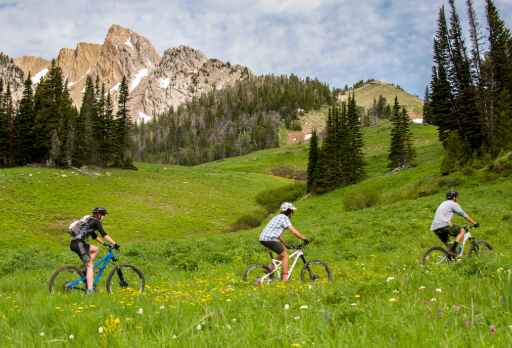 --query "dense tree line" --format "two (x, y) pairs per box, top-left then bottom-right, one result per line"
(130, 74), (333, 166)
(0, 60), (134, 168)
(306, 95), (366, 192)
(426, 0), (512, 174)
